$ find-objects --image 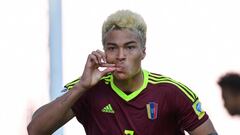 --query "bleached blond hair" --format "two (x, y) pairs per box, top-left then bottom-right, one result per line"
(102, 10), (147, 47)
